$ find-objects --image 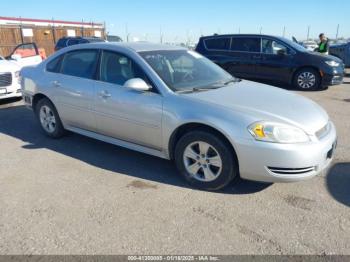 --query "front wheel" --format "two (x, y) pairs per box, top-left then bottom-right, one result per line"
(293, 68), (321, 90)
(175, 131), (238, 191)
